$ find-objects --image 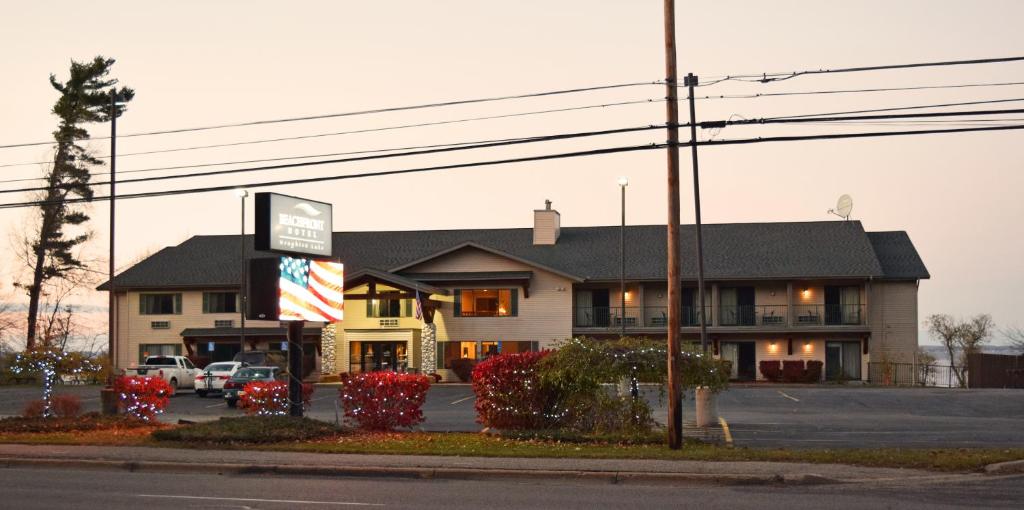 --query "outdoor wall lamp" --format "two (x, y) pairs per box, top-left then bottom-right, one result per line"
(804, 341), (812, 352)
(801, 287), (810, 298)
